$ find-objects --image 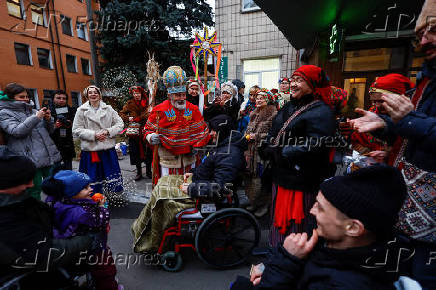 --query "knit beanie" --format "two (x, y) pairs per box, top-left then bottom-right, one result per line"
(415, 0), (436, 33)
(319, 165), (407, 237)
(53, 170), (91, 198)
(369, 74), (415, 95)
(208, 114), (233, 141)
(0, 155), (36, 189)
(231, 79), (245, 90)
